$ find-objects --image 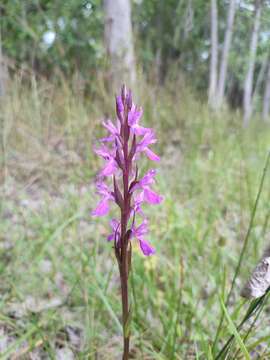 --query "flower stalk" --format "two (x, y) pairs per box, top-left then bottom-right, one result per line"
(92, 85), (163, 359)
